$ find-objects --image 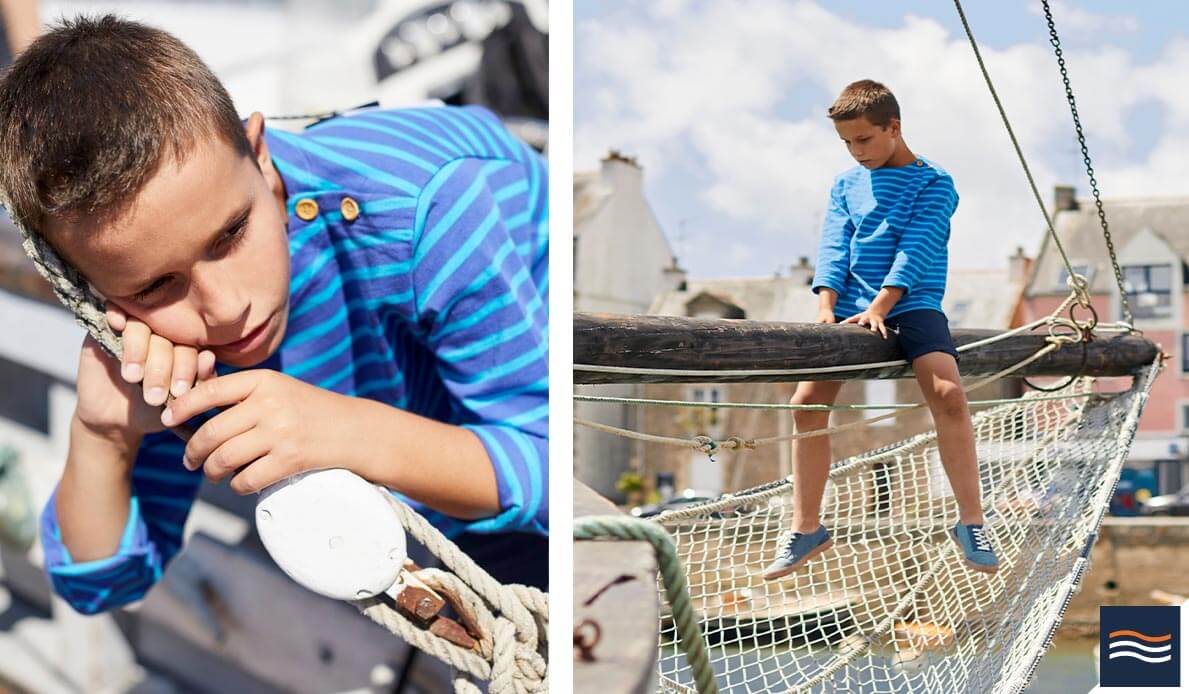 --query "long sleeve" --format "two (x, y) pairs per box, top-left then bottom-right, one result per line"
(882, 175), (958, 294)
(811, 177), (855, 296)
(411, 150), (548, 536)
(40, 431), (201, 614)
